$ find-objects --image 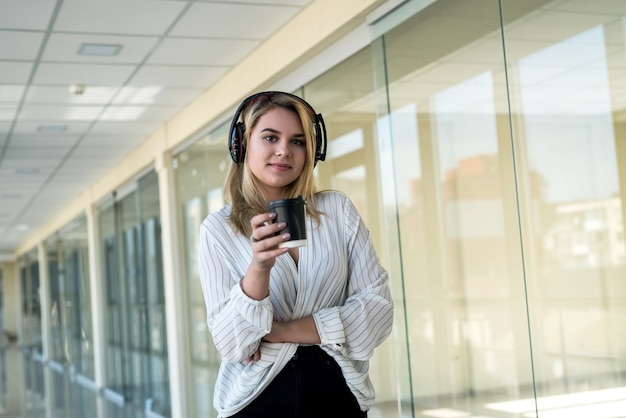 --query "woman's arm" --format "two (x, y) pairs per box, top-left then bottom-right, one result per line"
(198, 211), (293, 363)
(264, 316), (321, 344)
